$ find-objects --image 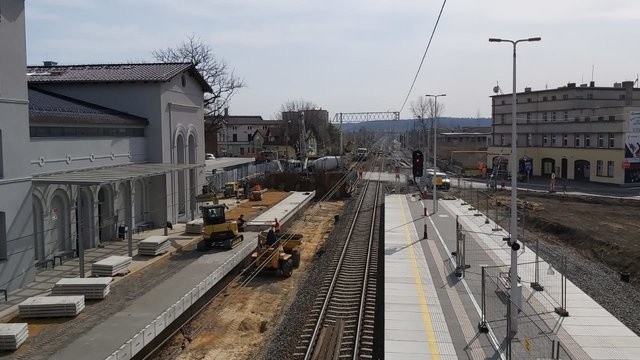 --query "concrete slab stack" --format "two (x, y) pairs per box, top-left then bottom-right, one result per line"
(0, 323), (28, 350)
(138, 236), (172, 256)
(91, 256), (132, 277)
(18, 296), (85, 318)
(52, 278), (112, 300)
(185, 218), (203, 234)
